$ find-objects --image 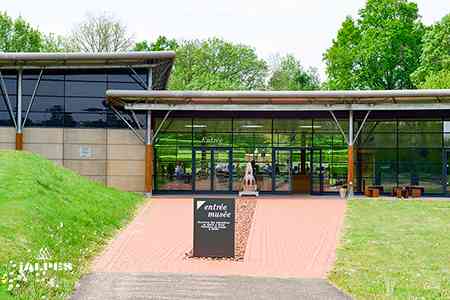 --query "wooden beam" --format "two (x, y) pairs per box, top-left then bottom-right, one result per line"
(145, 144), (153, 193)
(347, 145), (354, 194)
(15, 132), (23, 150)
